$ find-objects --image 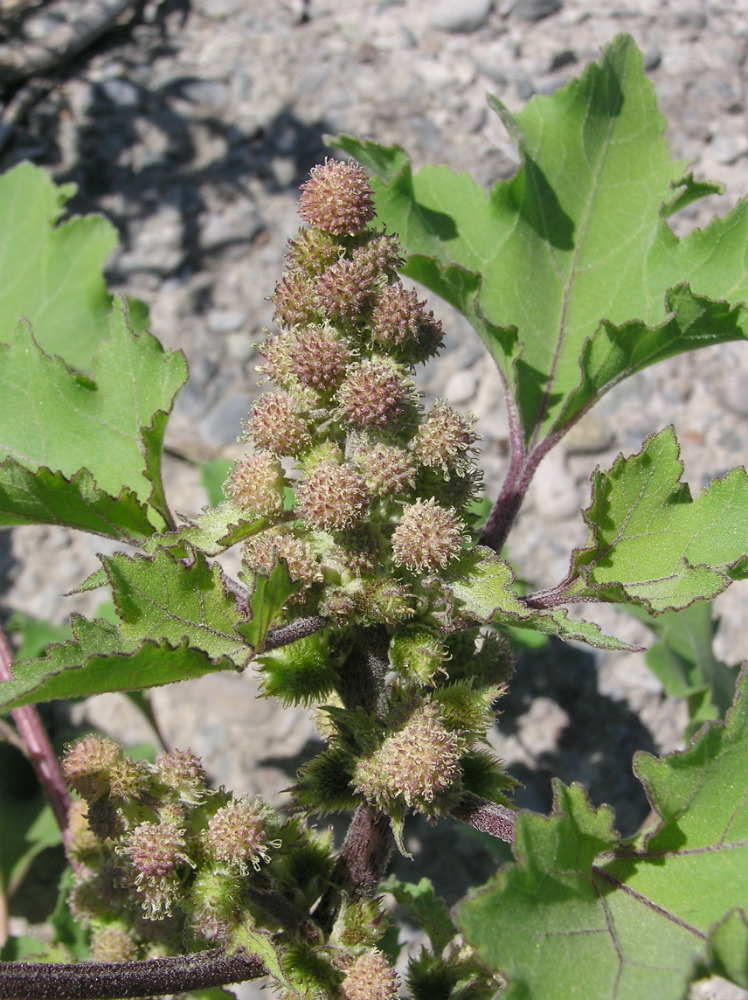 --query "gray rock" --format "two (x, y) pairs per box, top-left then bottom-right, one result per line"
(98, 77), (141, 108)
(207, 308), (247, 334)
(201, 393), (253, 448)
(508, 0), (562, 21)
(710, 132), (748, 165)
(429, 0), (493, 33)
